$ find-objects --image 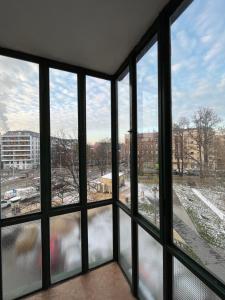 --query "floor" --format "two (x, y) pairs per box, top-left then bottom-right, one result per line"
(25, 263), (135, 300)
